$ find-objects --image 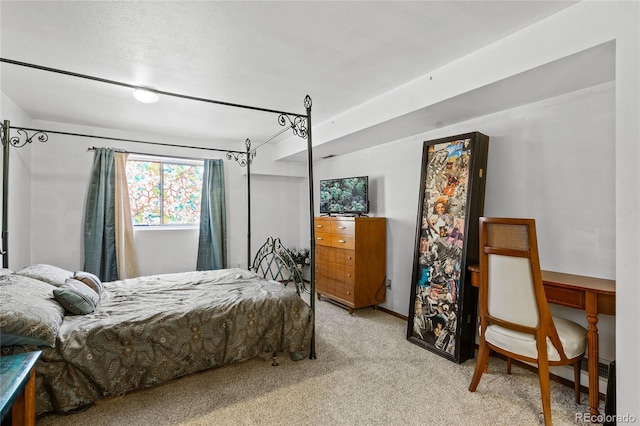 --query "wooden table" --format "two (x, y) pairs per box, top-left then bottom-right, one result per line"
(0, 351), (42, 426)
(468, 265), (615, 418)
